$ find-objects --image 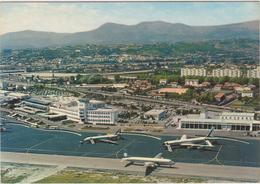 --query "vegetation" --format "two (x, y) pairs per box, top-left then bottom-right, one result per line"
(1, 175), (28, 183)
(36, 169), (206, 183)
(228, 97), (260, 111)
